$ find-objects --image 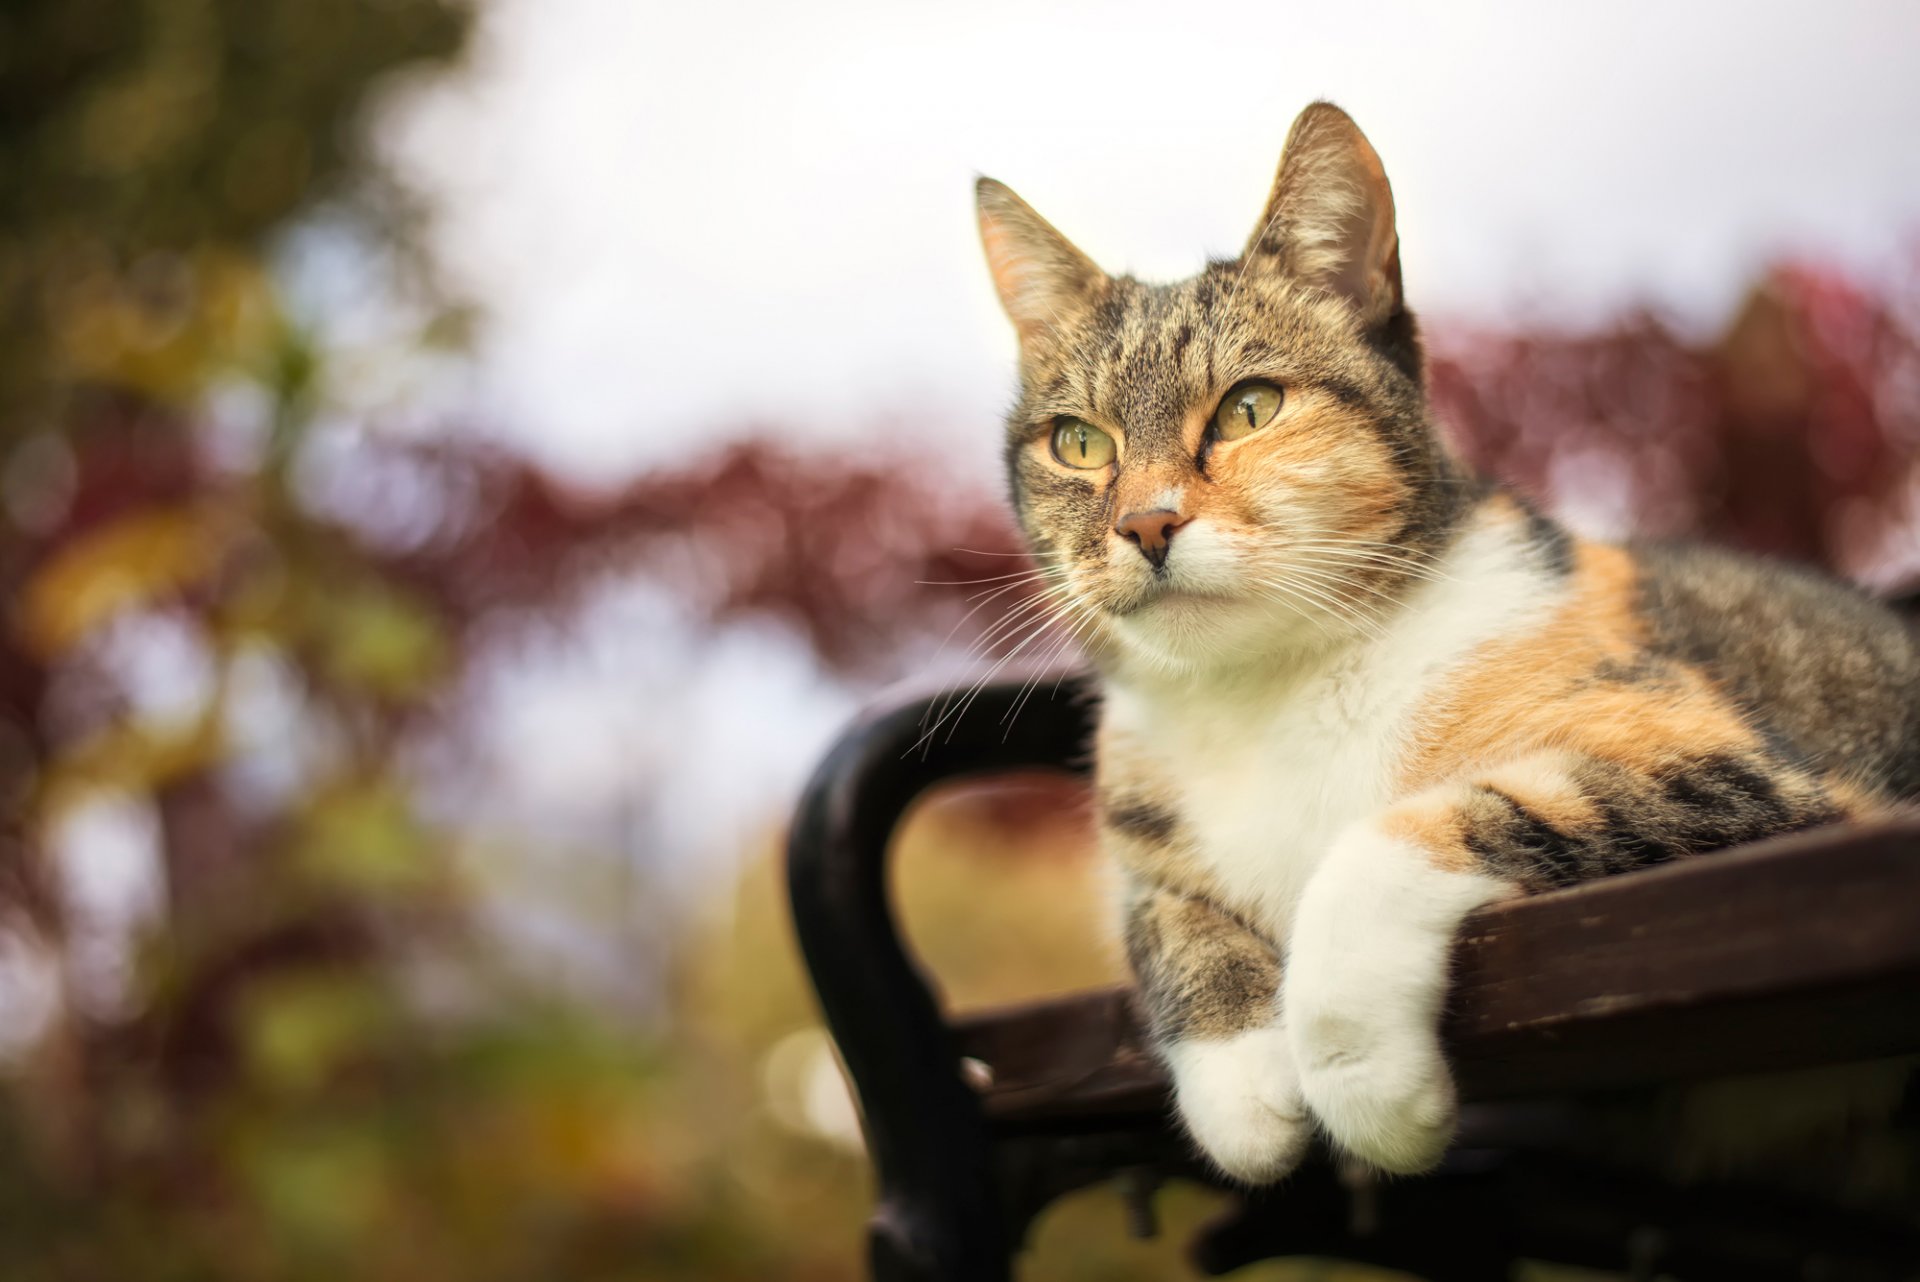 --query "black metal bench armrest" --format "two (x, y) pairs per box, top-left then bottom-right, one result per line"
(786, 677), (1095, 1282)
